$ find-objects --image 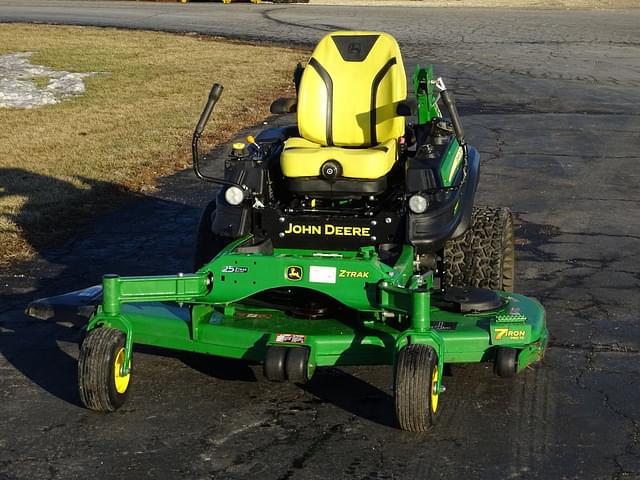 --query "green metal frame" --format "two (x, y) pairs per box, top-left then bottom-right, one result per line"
(413, 64), (441, 125)
(87, 236), (548, 392)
